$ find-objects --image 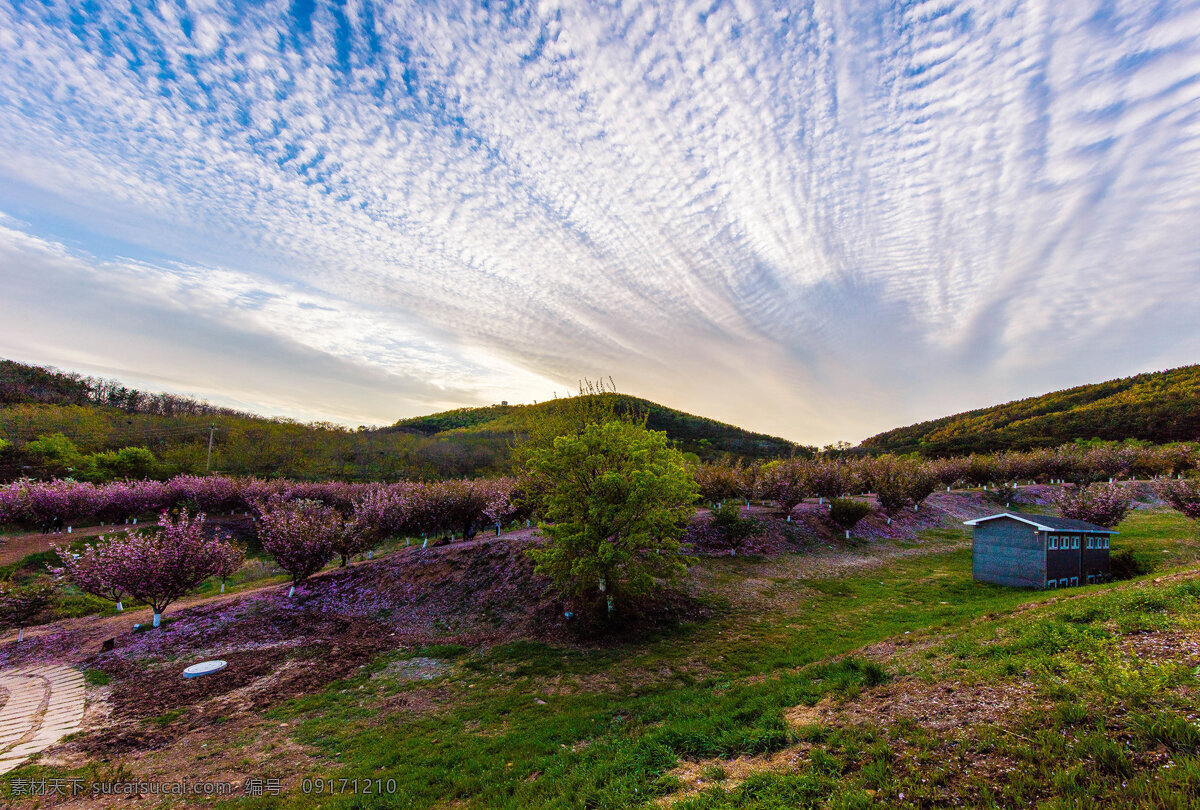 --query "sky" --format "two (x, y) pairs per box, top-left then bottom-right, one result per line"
(1, 0), (1199, 445)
